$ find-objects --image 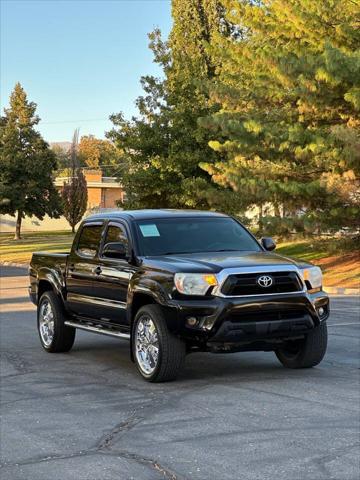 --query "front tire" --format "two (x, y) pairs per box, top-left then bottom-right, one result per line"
(133, 305), (186, 382)
(37, 291), (76, 353)
(275, 322), (328, 369)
